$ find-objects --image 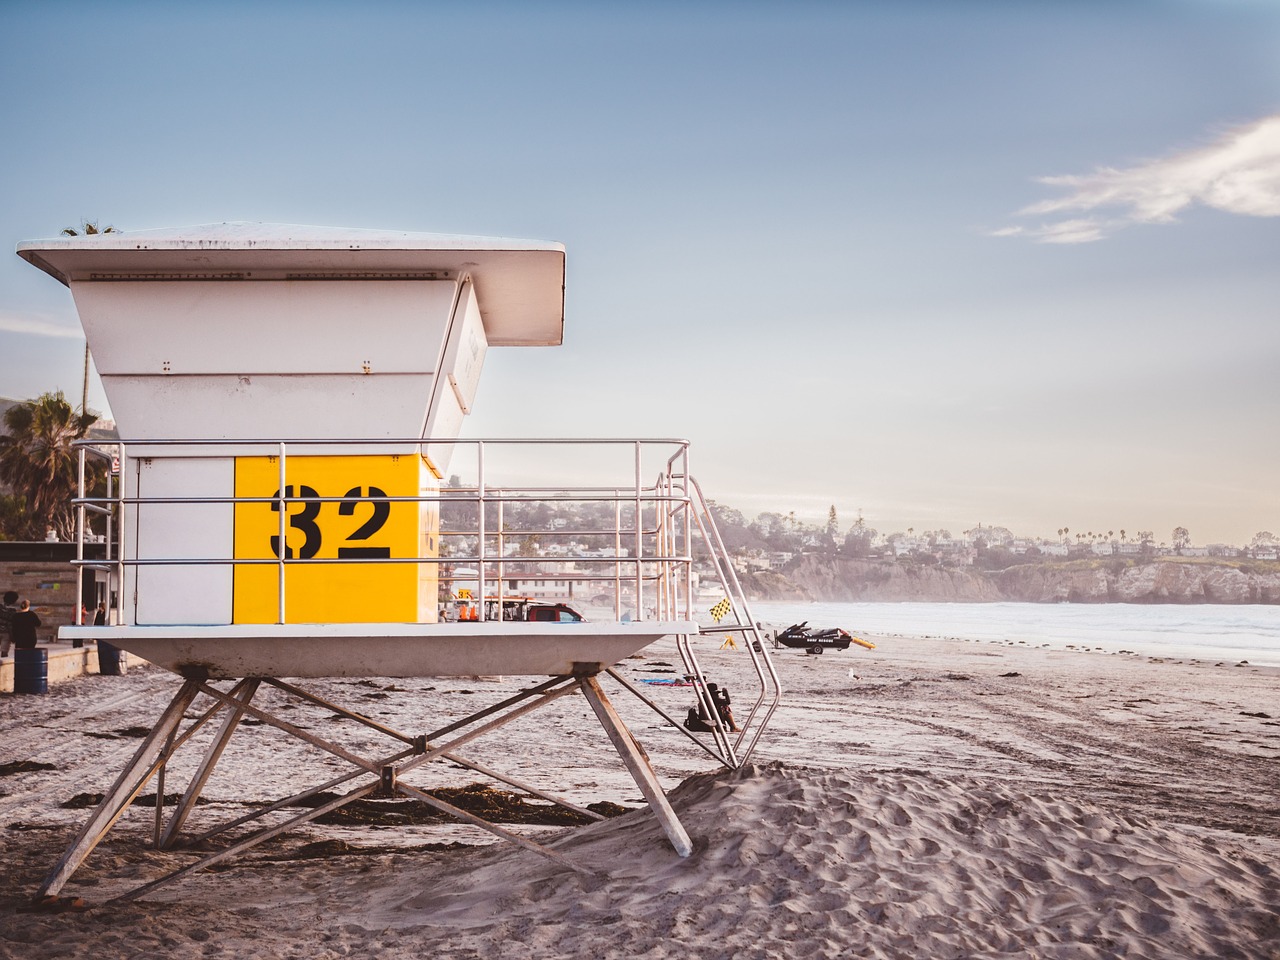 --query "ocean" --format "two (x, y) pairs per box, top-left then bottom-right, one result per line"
(750, 601), (1280, 667)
